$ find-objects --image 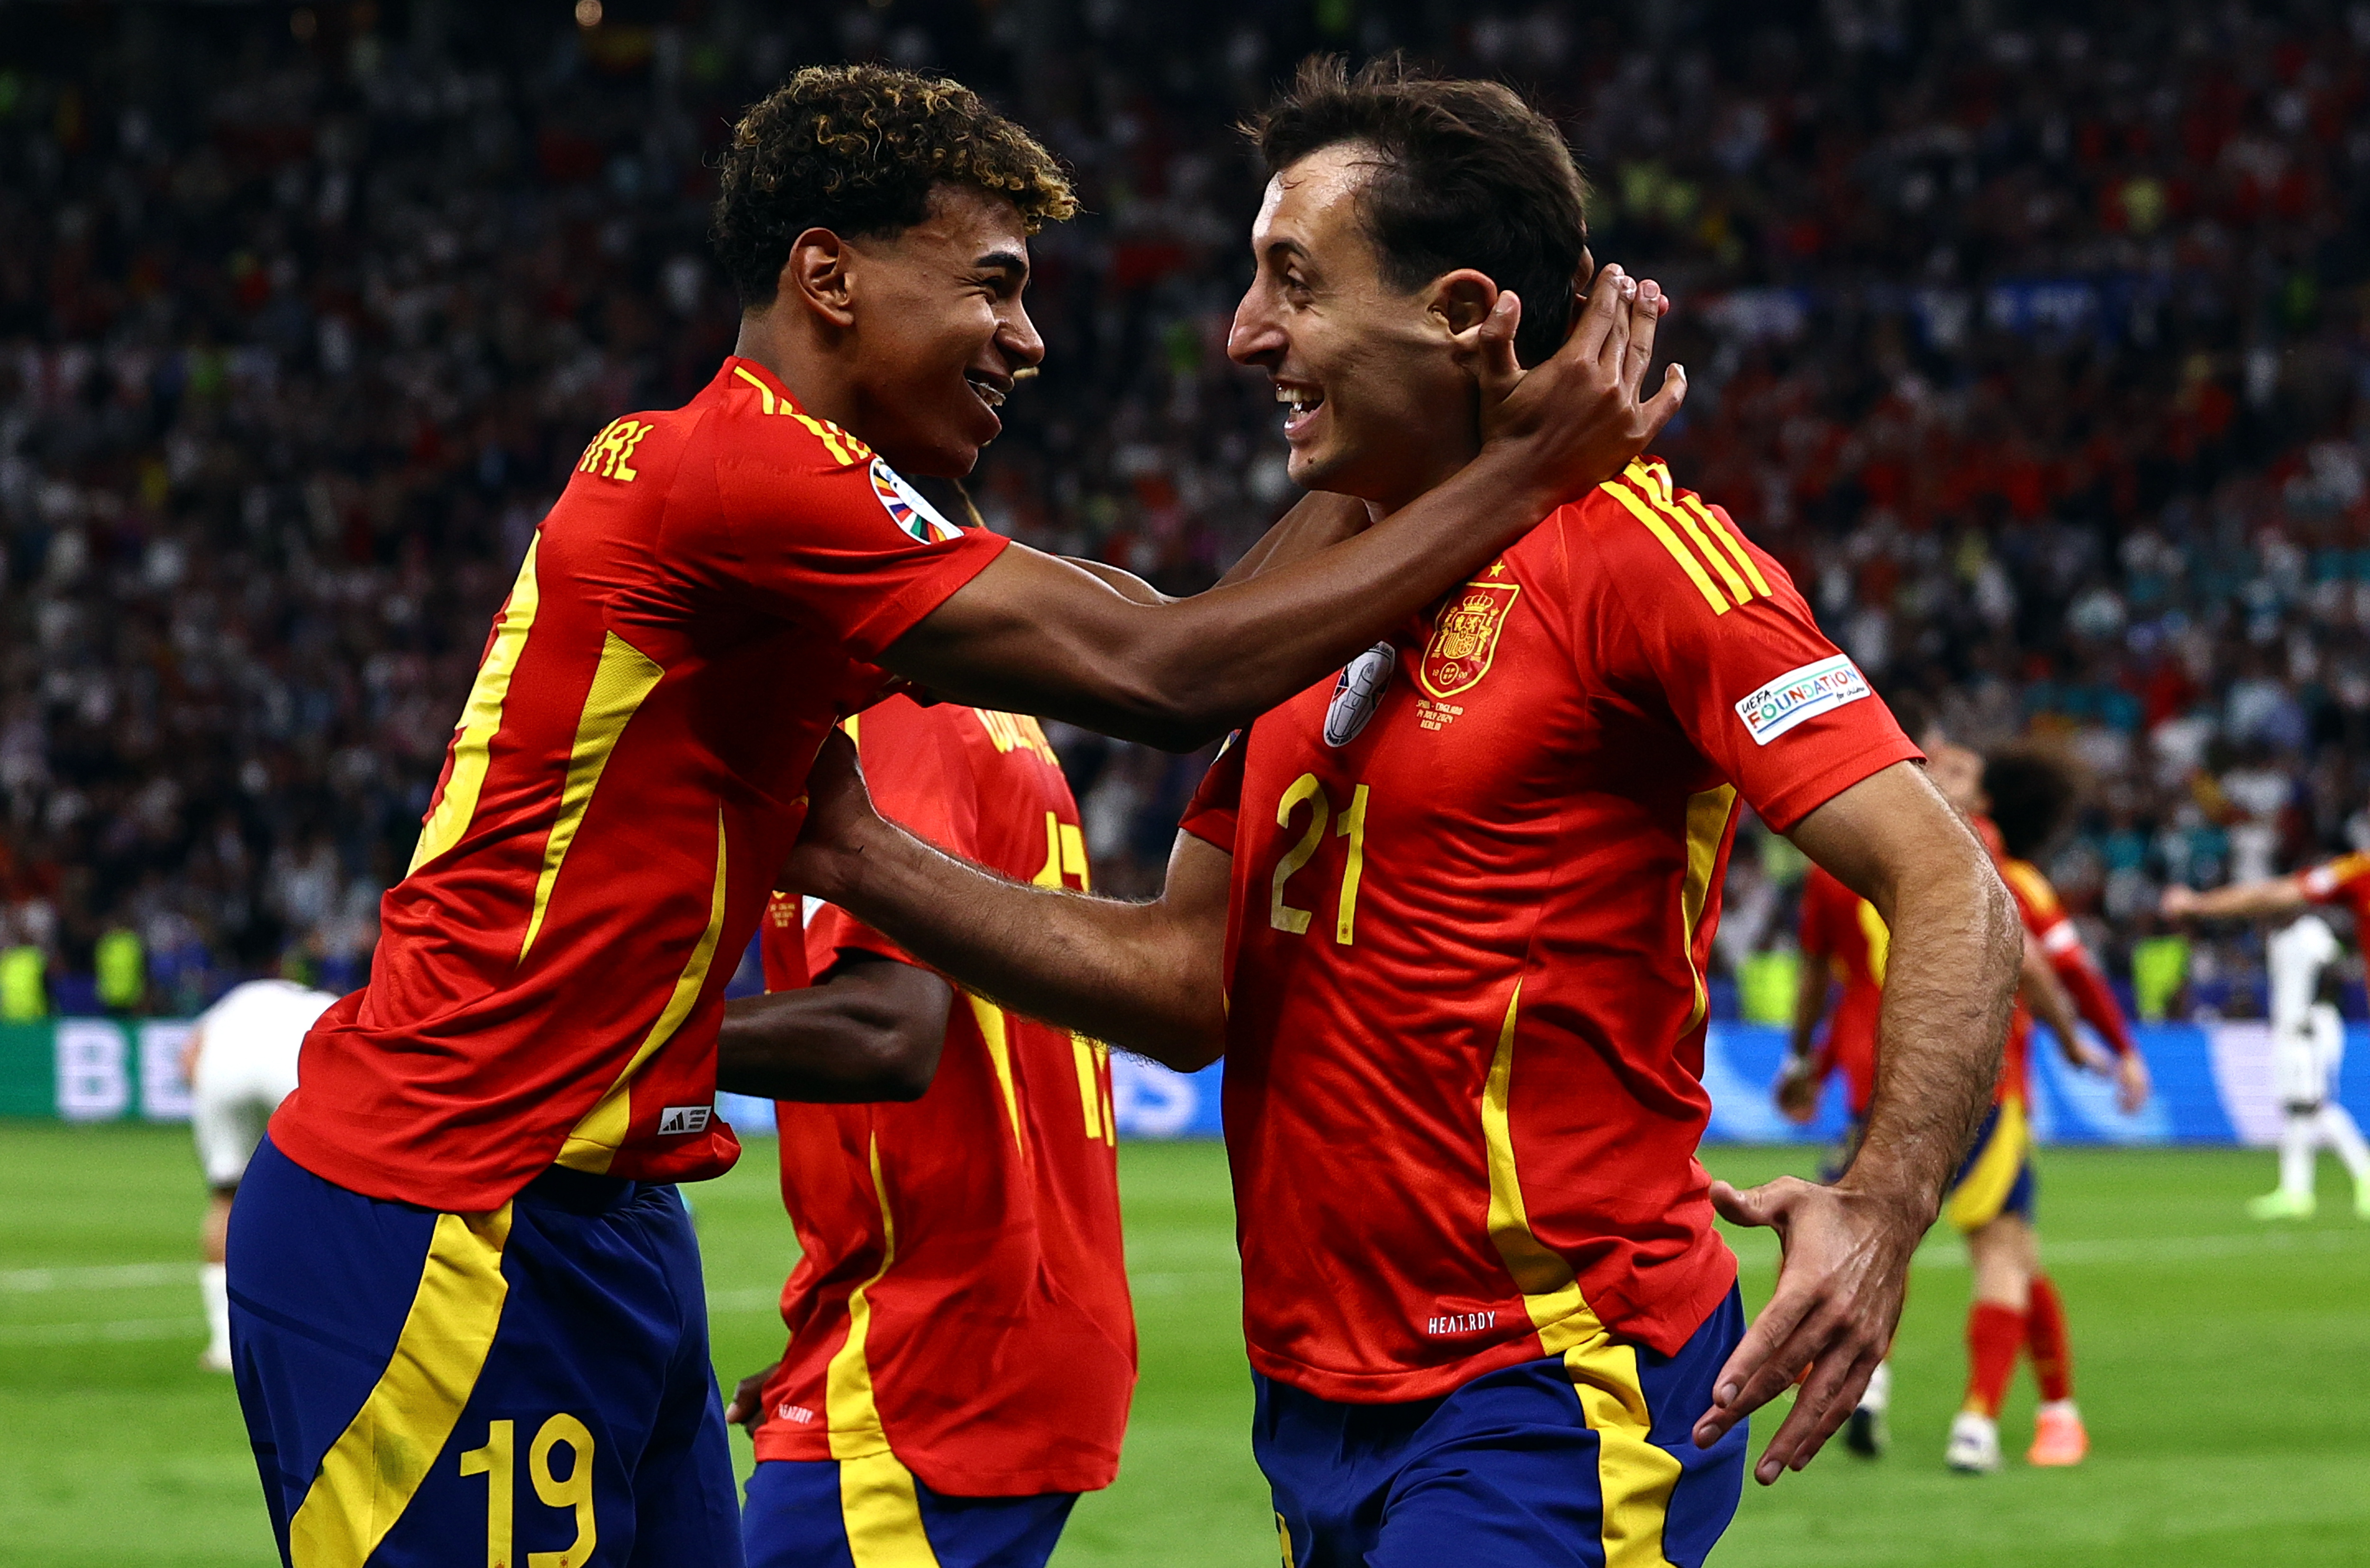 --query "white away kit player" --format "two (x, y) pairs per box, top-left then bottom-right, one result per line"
(183, 978), (337, 1370)
(2254, 915), (2370, 1220)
